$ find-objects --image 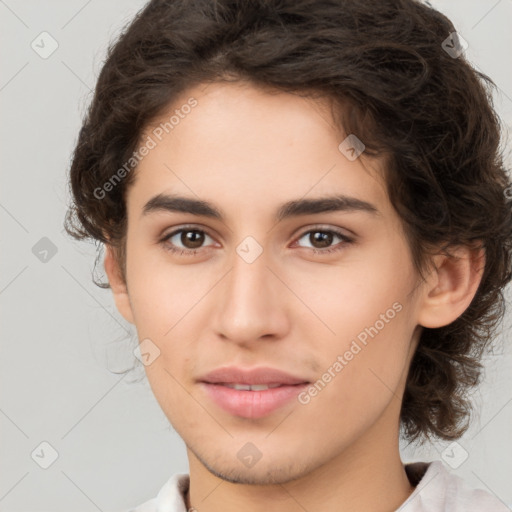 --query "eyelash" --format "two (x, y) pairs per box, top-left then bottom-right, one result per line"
(159, 225), (354, 257)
